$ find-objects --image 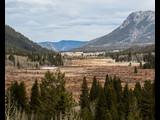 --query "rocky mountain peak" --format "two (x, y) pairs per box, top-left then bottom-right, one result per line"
(120, 10), (155, 29)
